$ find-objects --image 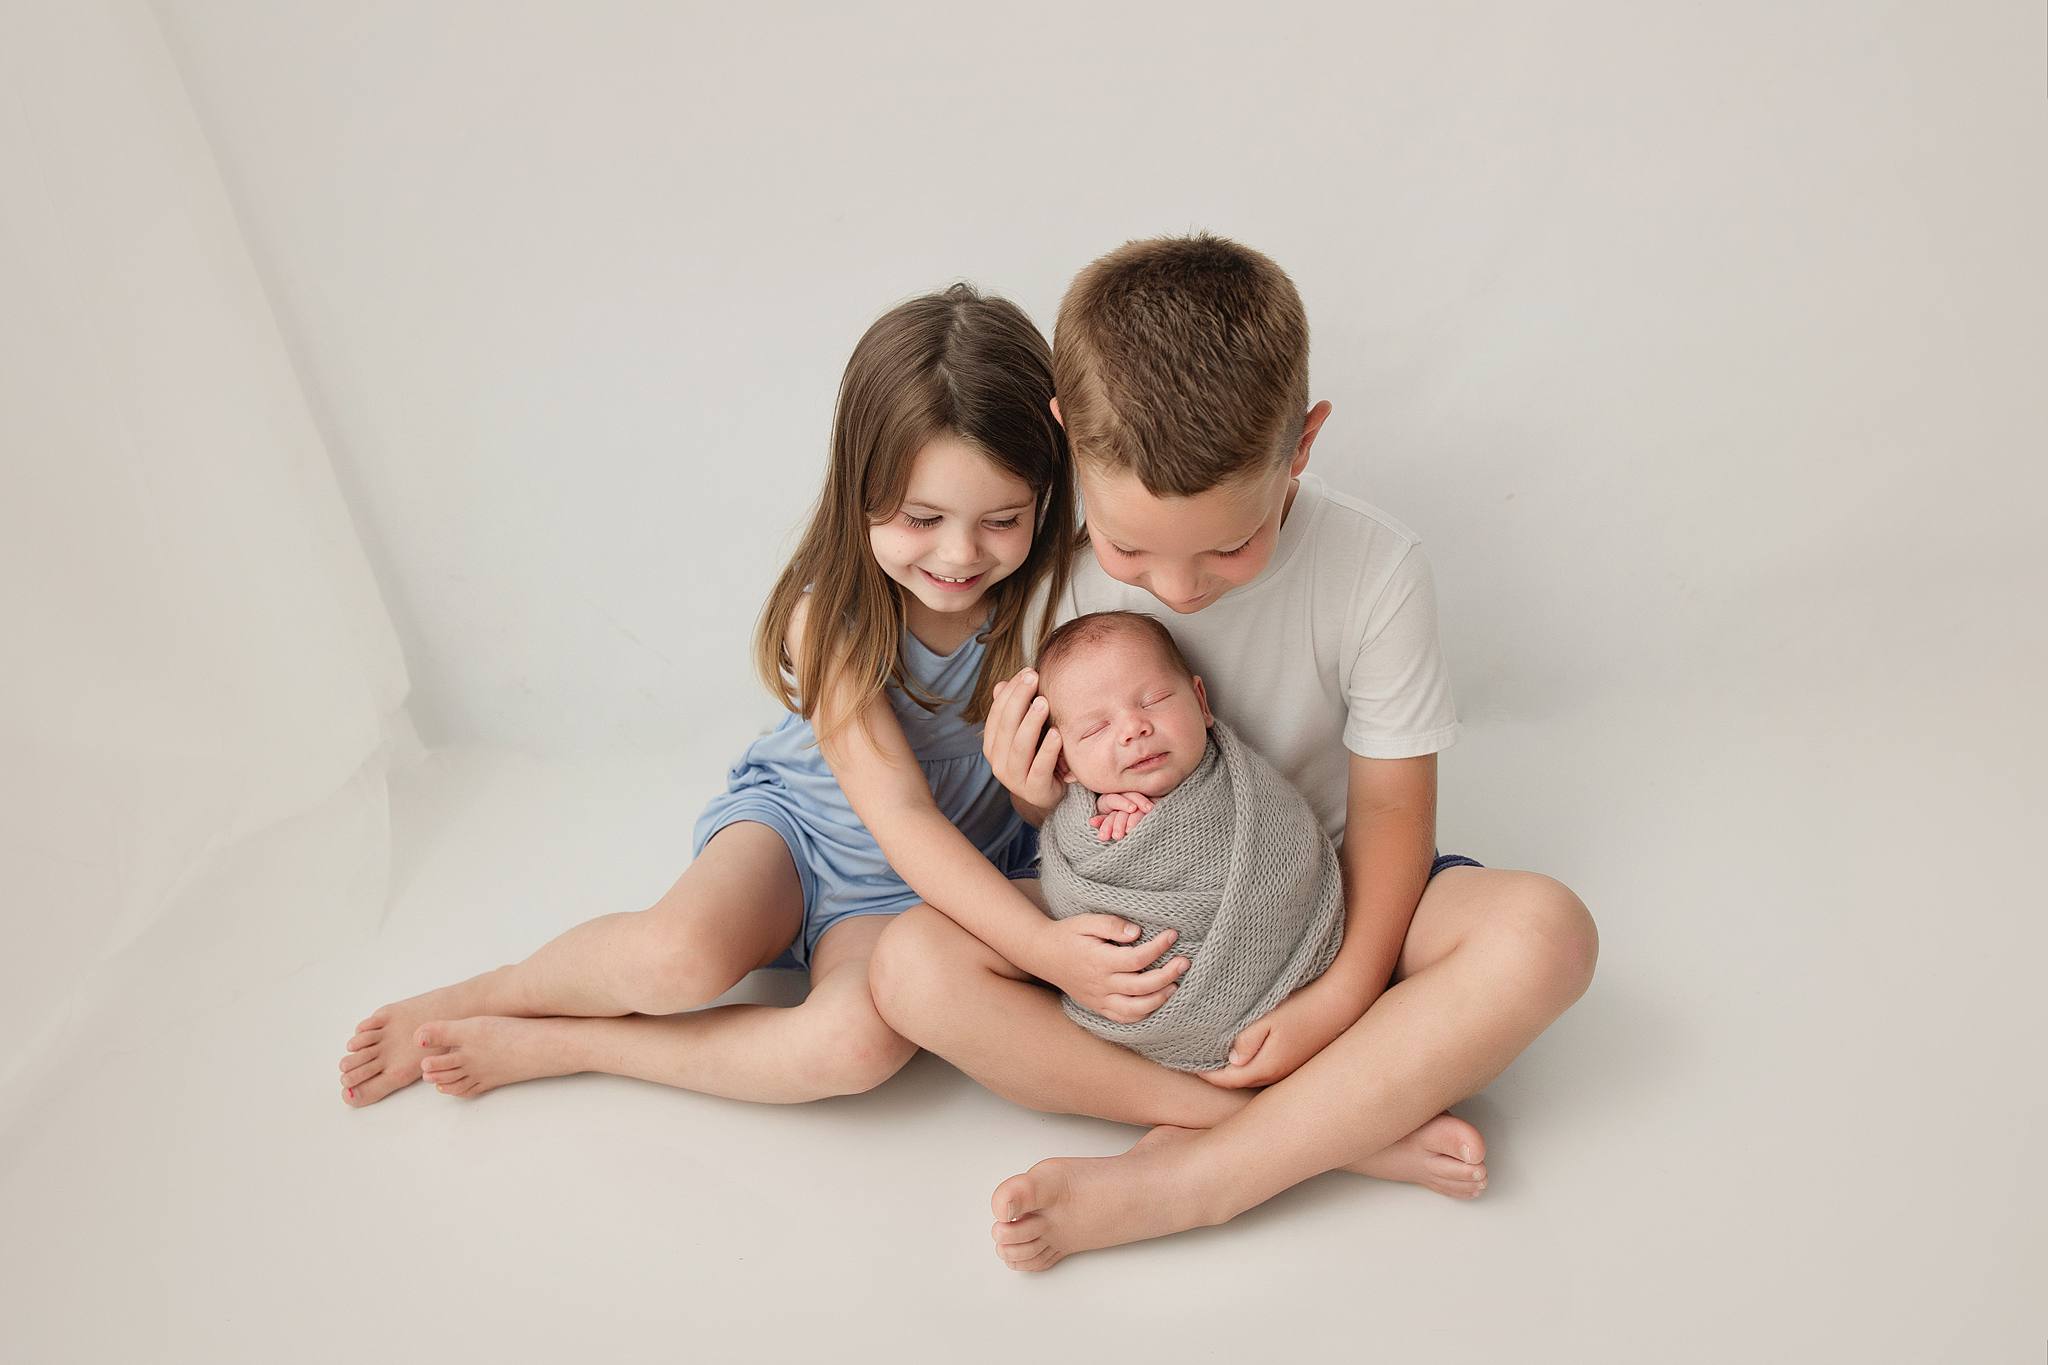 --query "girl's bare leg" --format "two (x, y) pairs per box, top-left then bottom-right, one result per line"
(985, 867), (1598, 1270)
(869, 883), (1489, 1194)
(413, 915), (914, 1103)
(340, 821), (801, 1106)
